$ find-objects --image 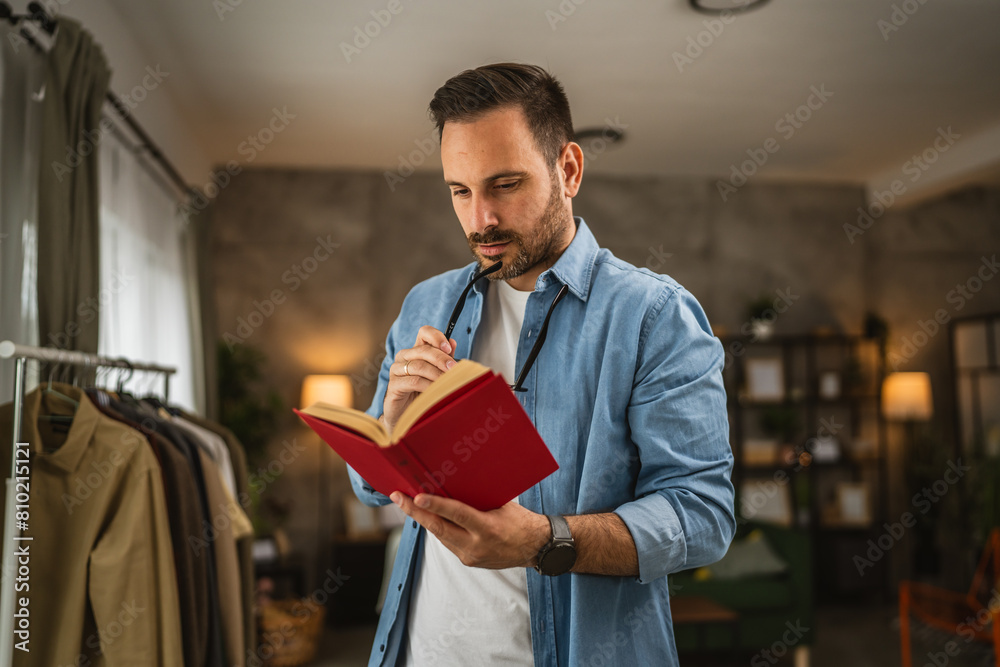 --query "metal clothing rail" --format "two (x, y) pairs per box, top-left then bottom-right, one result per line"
(0, 341), (176, 667)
